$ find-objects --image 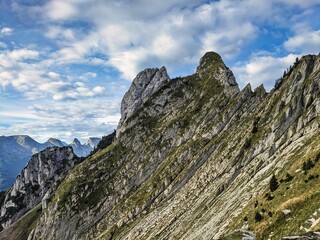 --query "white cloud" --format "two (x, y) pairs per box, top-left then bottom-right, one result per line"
(233, 54), (300, 91)
(3, 0), (320, 142)
(0, 72), (12, 88)
(0, 47), (106, 101)
(45, 25), (75, 41)
(284, 30), (320, 53)
(47, 72), (61, 80)
(201, 22), (257, 59)
(31, 0), (278, 80)
(9, 0), (320, 82)
(10, 49), (39, 60)
(0, 27), (13, 35)
(79, 72), (97, 81)
(44, 1), (78, 21)
(0, 95), (121, 142)
(52, 84), (105, 101)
